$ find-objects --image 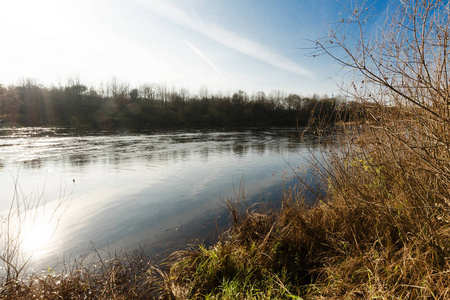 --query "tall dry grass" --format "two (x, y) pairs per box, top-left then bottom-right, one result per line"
(1, 248), (156, 299)
(309, 0), (450, 297)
